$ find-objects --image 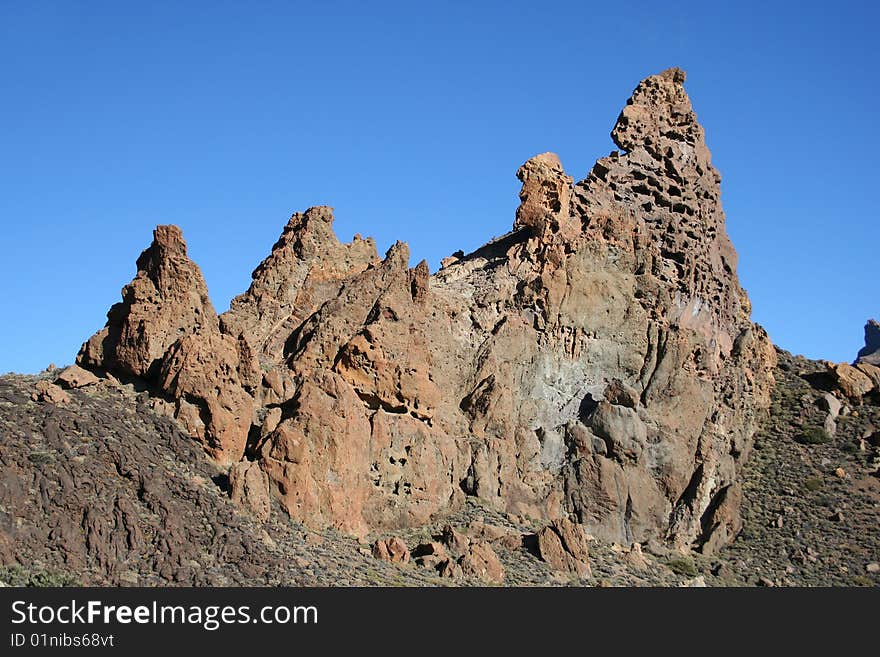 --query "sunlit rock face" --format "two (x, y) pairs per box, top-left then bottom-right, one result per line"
(79, 68), (775, 551)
